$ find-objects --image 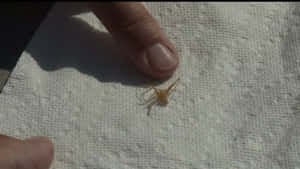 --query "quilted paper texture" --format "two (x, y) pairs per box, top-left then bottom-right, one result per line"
(0, 2), (300, 169)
